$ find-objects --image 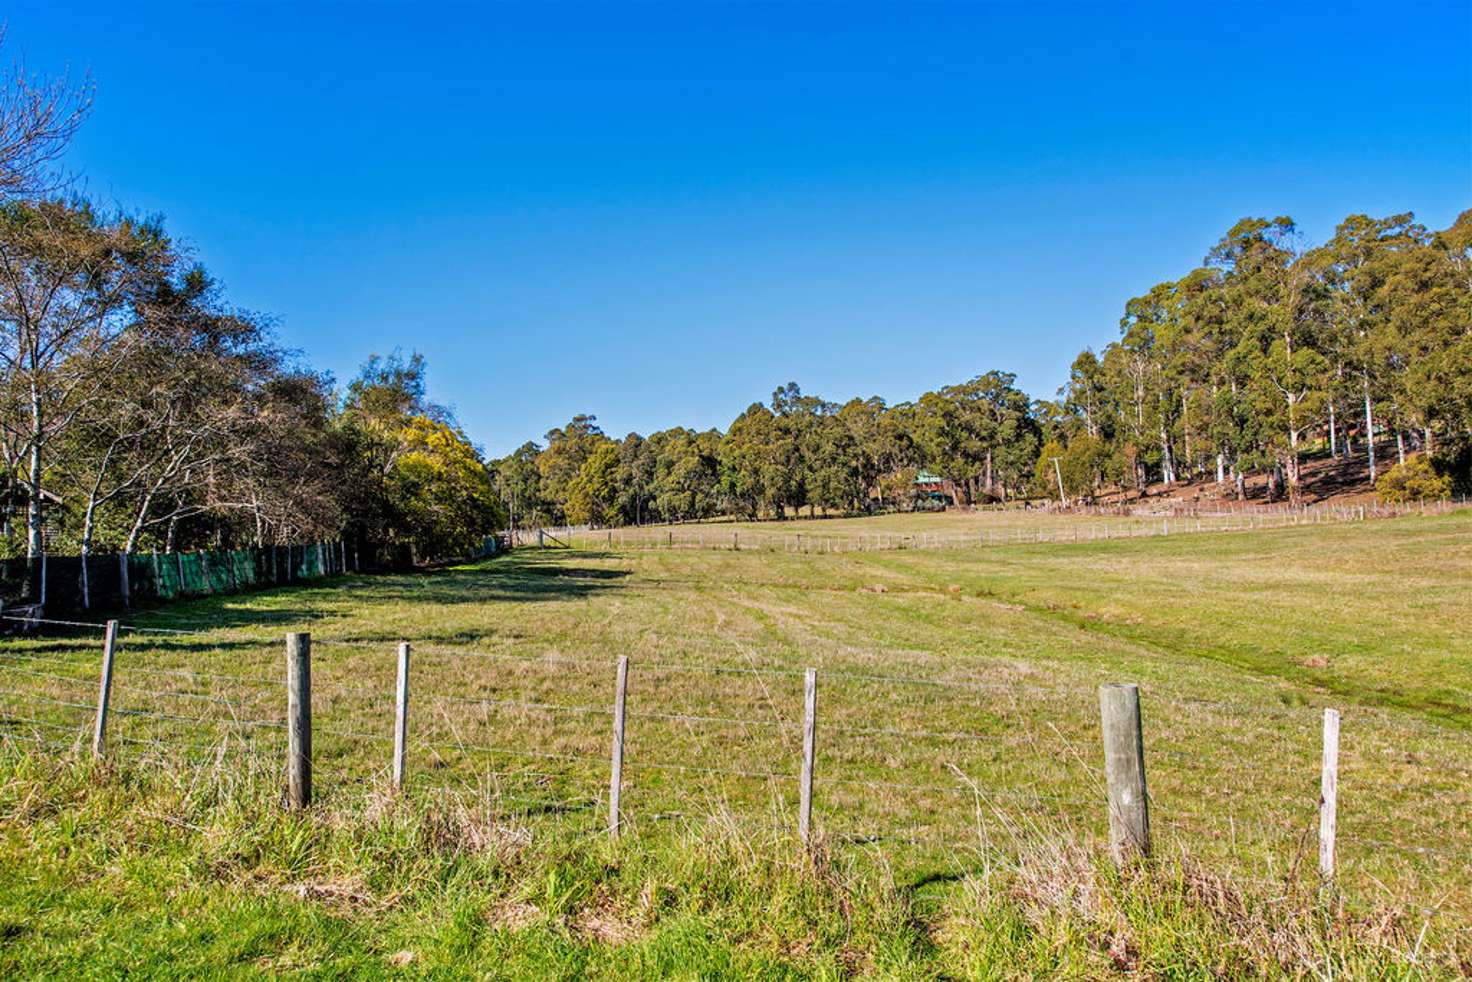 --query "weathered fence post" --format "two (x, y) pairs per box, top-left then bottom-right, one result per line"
(608, 655), (629, 836)
(118, 553), (131, 610)
(393, 642), (411, 789)
(286, 632), (312, 808)
(91, 620), (120, 757)
(1099, 683), (1150, 863)
(733, 531), (739, 551)
(799, 667), (818, 844)
(1319, 708), (1339, 880)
